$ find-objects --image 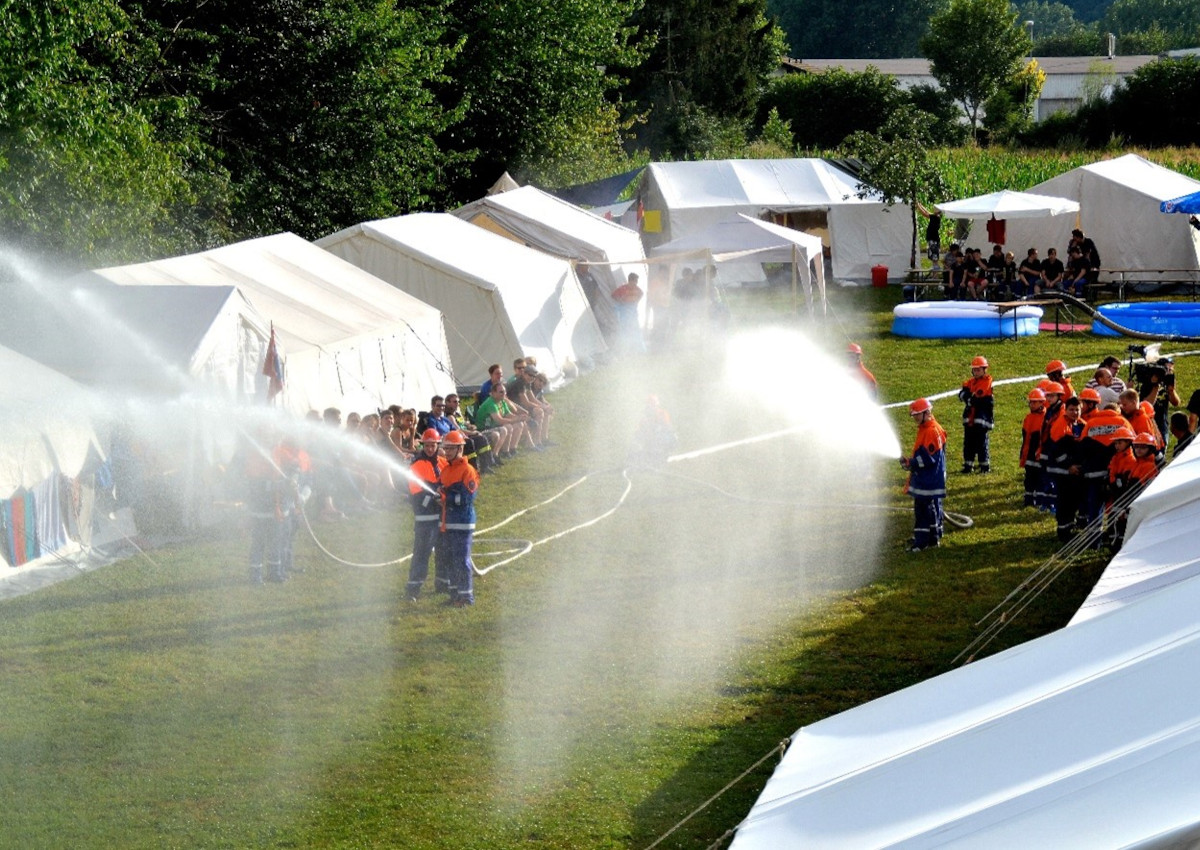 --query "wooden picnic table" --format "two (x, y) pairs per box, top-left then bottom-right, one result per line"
(1093, 269), (1200, 300)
